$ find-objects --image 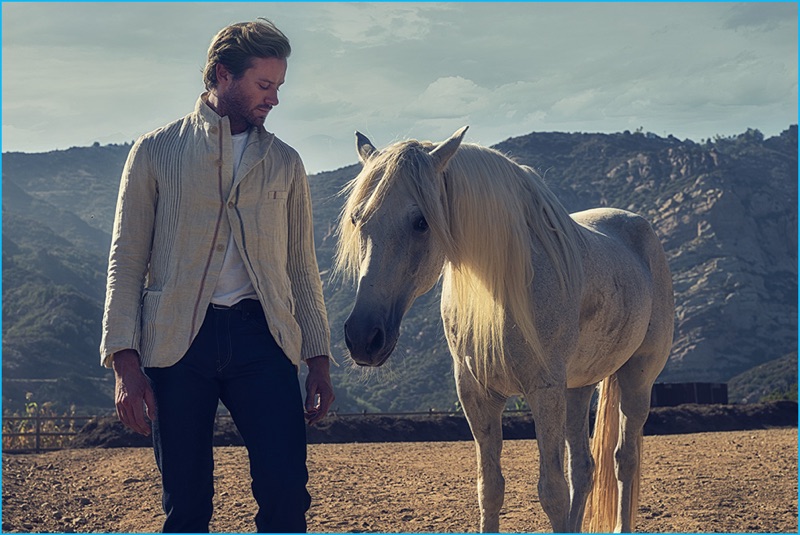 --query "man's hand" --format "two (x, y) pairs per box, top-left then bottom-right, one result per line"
(304, 355), (335, 426)
(112, 349), (157, 436)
